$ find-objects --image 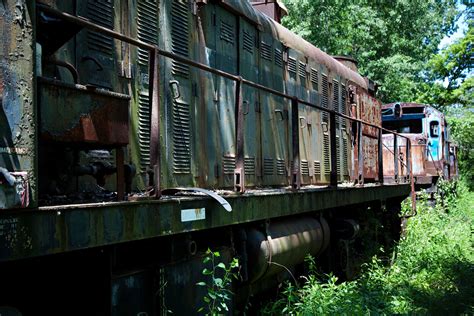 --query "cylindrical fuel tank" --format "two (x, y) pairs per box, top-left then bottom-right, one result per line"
(246, 217), (330, 283)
